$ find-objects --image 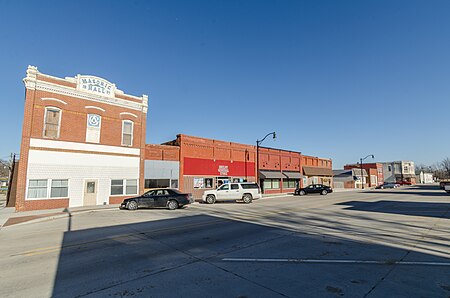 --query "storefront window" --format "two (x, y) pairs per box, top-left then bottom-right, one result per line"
(283, 179), (297, 188)
(272, 179), (280, 189)
(145, 179), (170, 188)
(193, 178), (214, 189)
(263, 179), (281, 189)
